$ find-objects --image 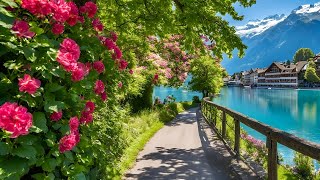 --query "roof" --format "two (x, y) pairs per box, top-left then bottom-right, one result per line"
(266, 61), (307, 73)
